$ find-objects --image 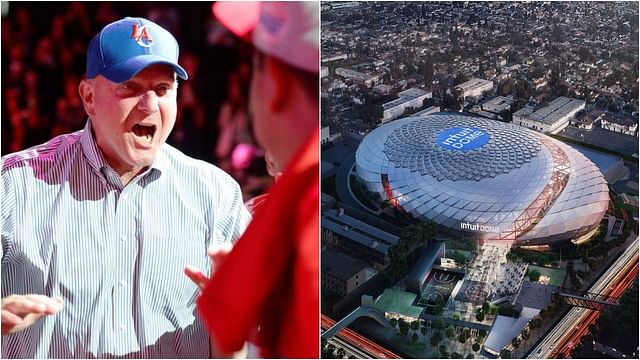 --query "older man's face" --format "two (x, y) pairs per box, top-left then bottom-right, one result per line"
(81, 64), (177, 174)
